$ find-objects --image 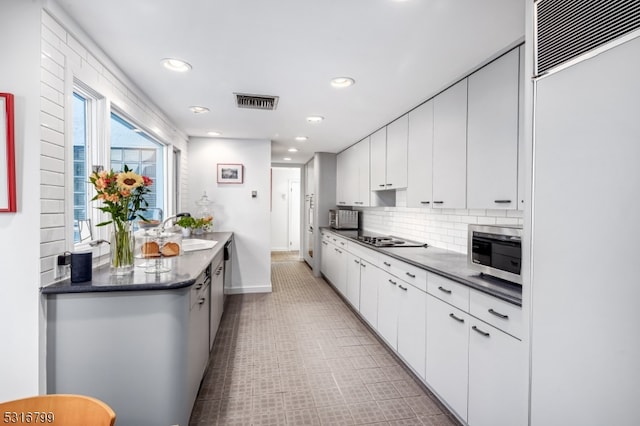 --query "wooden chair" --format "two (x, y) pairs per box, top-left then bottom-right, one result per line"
(0, 394), (116, 426)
